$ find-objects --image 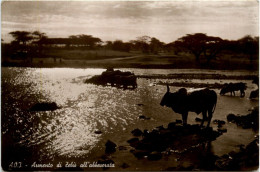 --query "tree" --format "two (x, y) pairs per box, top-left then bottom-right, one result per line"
(9, 31), (33, 46)
(175, 33), (223, 62)
(238, 35), (259, 61)
(150, 37), (164, 54)
(175, 33), (208, 61)
(69, 34), (102, 48)
(32, 31), (47, 54)
(135, 36), (151, 53)
(203, 36), (223, 63)
(111, 40), (132, 52)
